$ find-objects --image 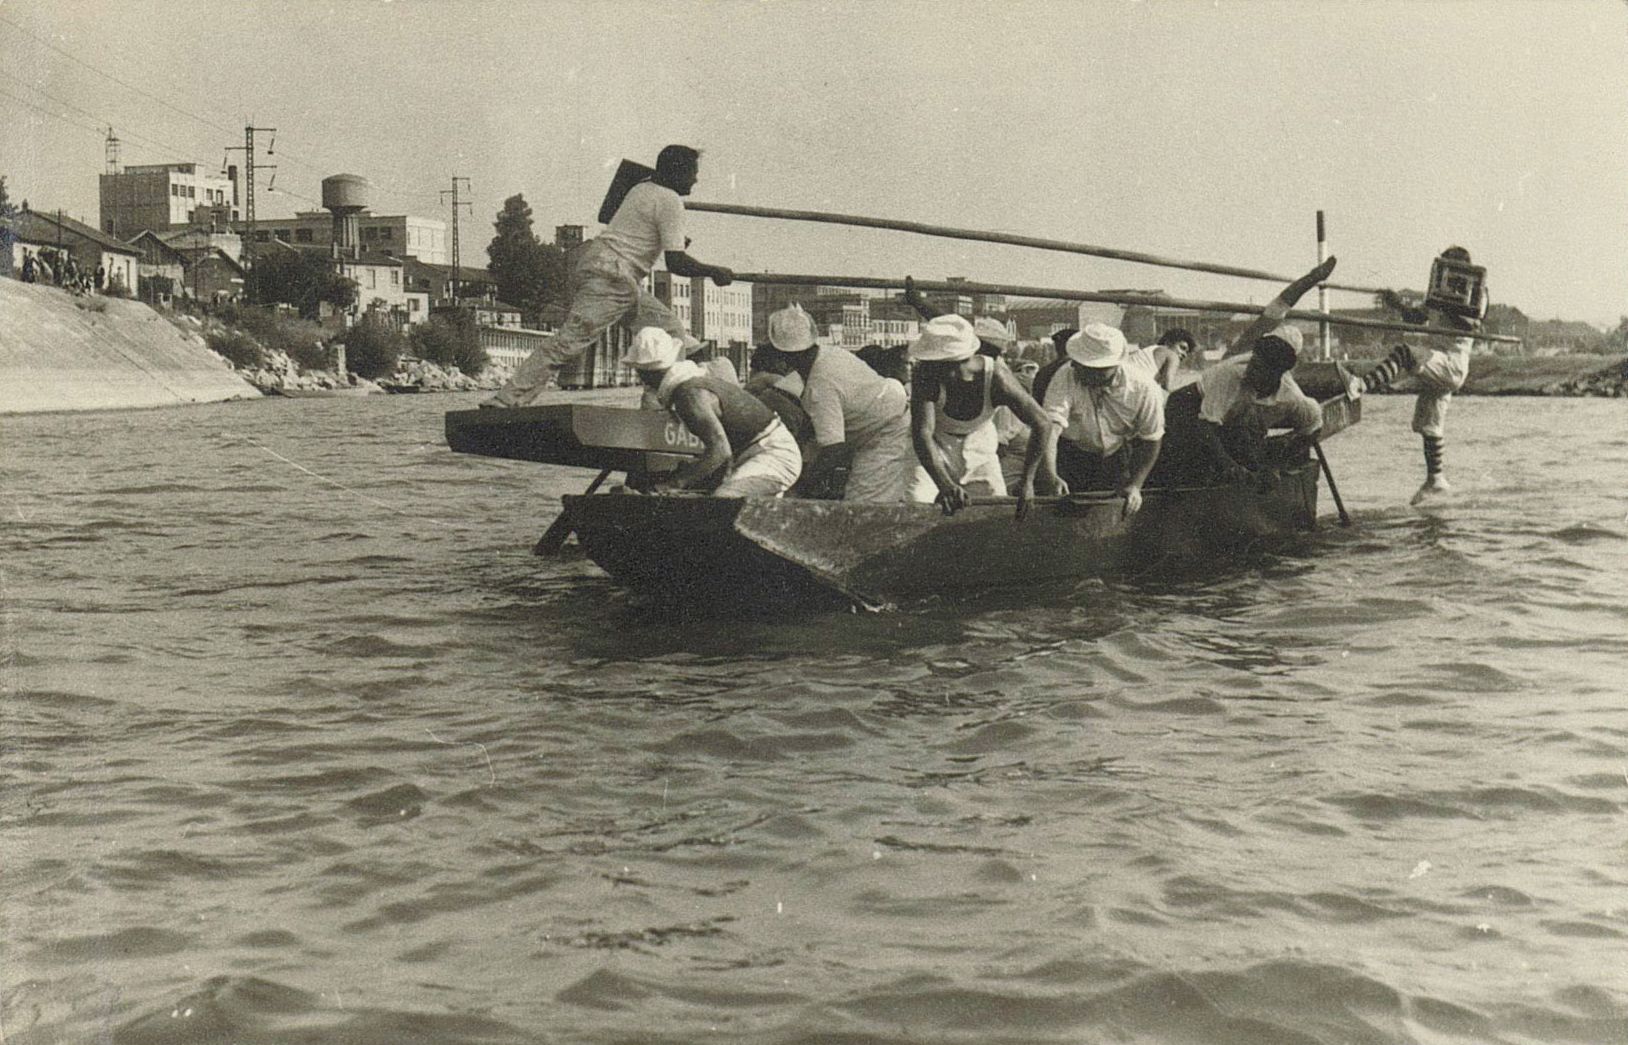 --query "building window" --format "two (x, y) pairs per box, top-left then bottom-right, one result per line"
(295, 228), (313, 243)
(368, 270), (376, 289)
(390, 269), (399, 286)
(254, 231), (270, 242)
(171, 184), (180, 197)
(274, 229), (291, 242)
(380, 227), (393, 240)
